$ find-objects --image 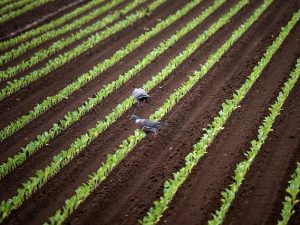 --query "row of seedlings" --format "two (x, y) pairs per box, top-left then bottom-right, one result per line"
(278, 161), (300, 225)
